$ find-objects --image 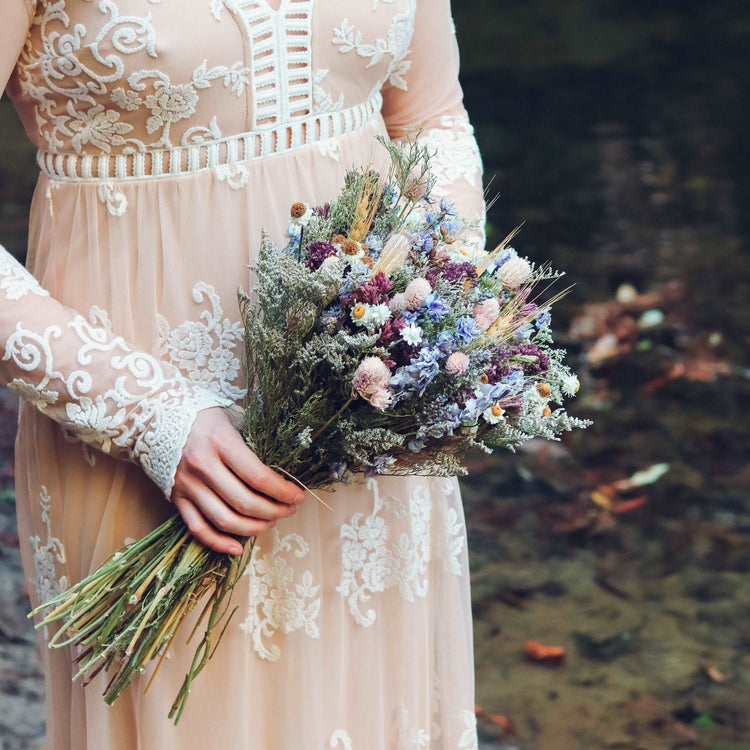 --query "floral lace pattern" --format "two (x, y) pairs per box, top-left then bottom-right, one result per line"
(397, 704), (430, 750)
(332, 0), (416, 94)
(157, 282), (246, 402)
(458, 710), (480, 750)
(329, 730), (354, 749)
(326, 706), (477, 749)
(239, 528), (322, 661)
(29, 486), (69, 640)
(0, 251), (49, 301)
(417, 115), (484, 196)
(15, 0), (250, 154)
(336, 477), (465, 627)
(1, 245), (231, 496)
